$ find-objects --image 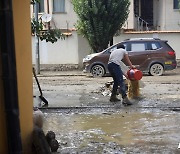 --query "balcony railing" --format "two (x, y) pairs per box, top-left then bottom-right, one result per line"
(135, 14), (149, 31)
